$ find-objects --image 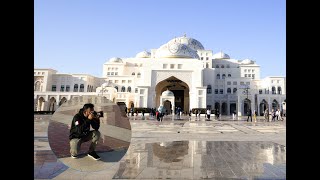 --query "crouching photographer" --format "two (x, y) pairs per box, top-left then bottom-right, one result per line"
(69, 103), (103, 160)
